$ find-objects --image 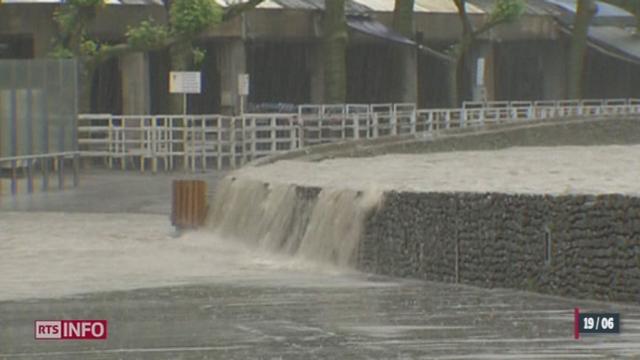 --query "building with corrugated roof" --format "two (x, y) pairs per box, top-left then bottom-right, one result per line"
(0, 0), (638, 114)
